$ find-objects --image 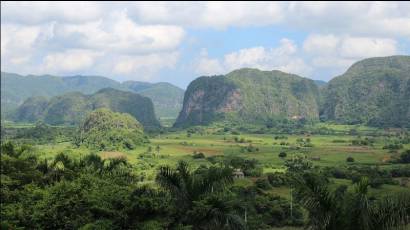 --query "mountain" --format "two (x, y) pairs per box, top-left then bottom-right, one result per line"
(122, 81), (184, 118)
(14, 88), (160, 129)
(320, 55), (410, 127)
(314, 80), (327, 87)
(74, 108), (146, 150)
(174, 68), (320, 127)
(1, 72), (184, 120)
